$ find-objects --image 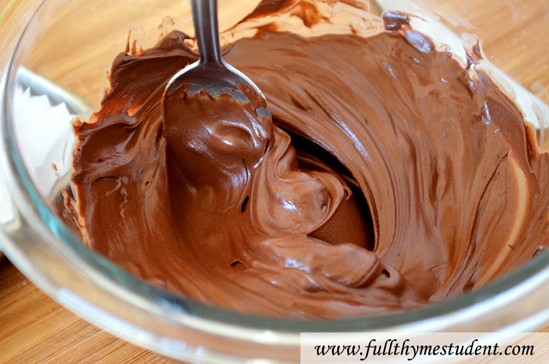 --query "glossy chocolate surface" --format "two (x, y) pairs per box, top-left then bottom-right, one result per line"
(63, 6), (549, 318)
